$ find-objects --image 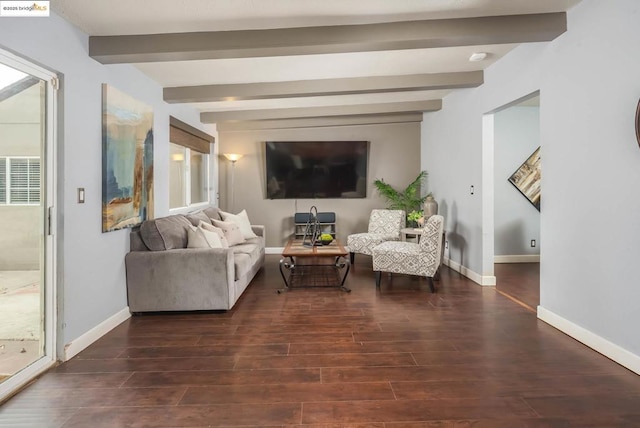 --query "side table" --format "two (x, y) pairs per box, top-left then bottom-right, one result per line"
(400, 227), (424, 243)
